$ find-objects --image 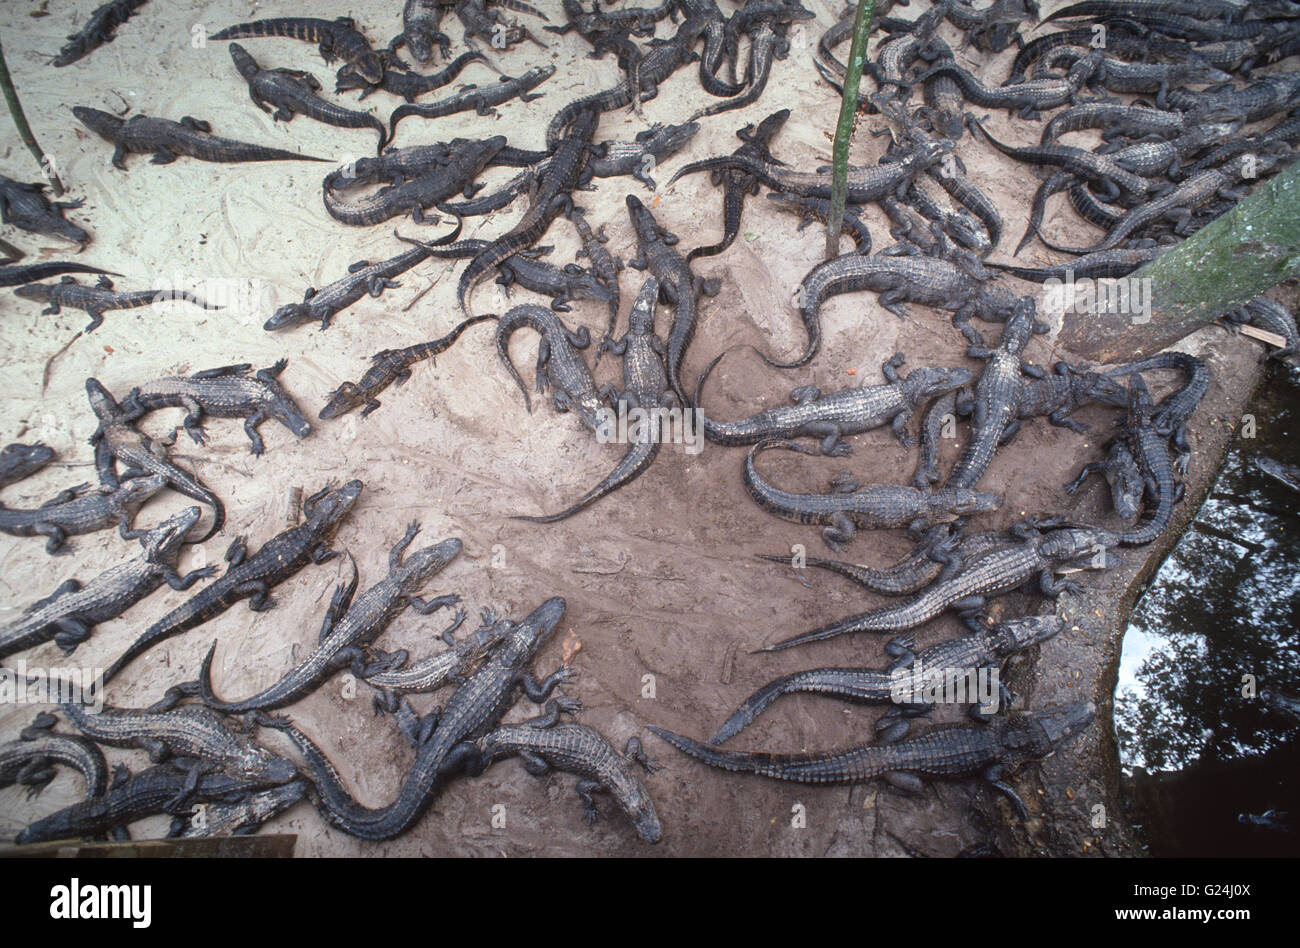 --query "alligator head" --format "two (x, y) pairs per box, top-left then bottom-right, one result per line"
(71, 106), (125, 142)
